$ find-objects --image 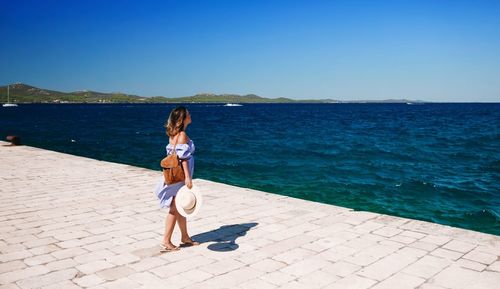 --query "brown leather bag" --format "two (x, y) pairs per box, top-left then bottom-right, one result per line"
(160, 135), (185, 185)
